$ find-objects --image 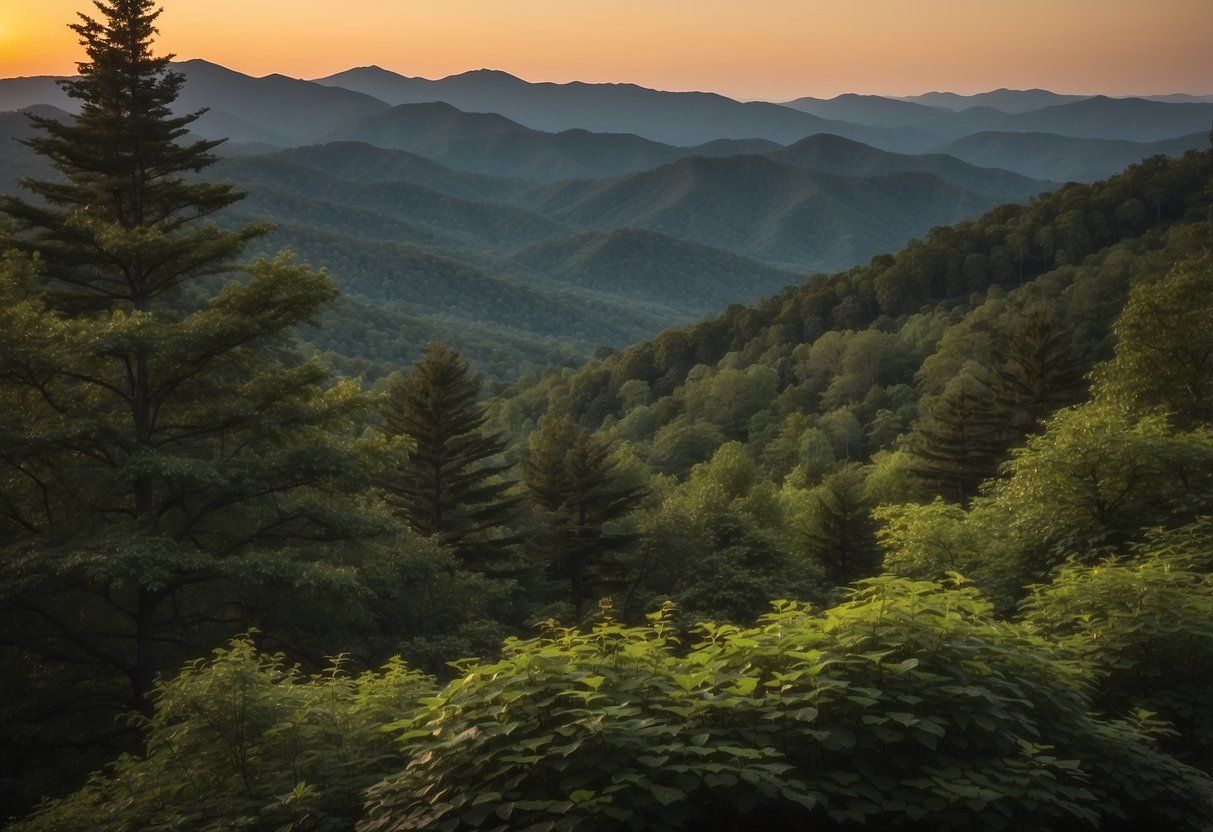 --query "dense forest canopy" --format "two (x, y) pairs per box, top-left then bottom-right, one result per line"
(1, 2), (1211, 830)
